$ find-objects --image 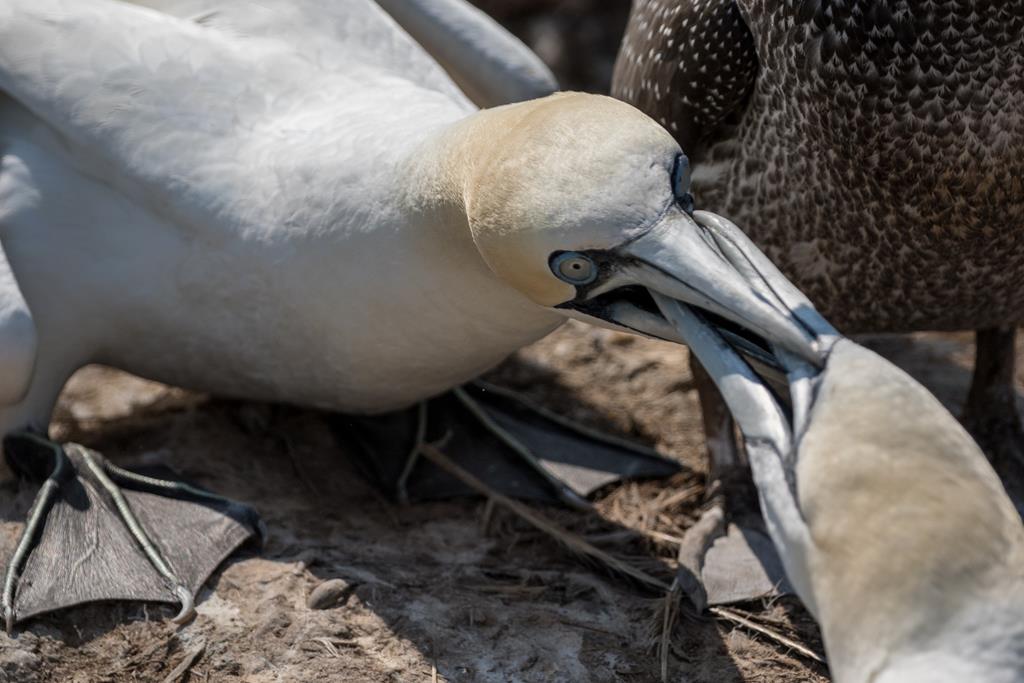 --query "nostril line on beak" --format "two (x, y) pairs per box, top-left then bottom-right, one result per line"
(694, 215), (783, 307)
